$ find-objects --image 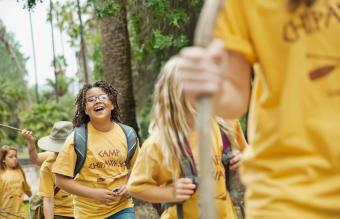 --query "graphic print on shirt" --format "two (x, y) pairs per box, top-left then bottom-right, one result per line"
(282, 1), (340, 96)
(86, 145), (128, 183)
